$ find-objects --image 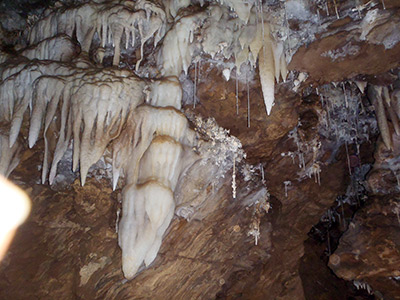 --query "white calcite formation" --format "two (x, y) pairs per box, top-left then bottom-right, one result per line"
(158, 4), (287, 114)
(368, 85), (400, 151)
(0, 51), (10, 64)
(26, 0), (286, 114)
(29, 0), (166, 67)
(21, 34), (79, 62)
(0, 57), (196, 279)
(0, 0), (281, 279)
(0, 132), (21, 177)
